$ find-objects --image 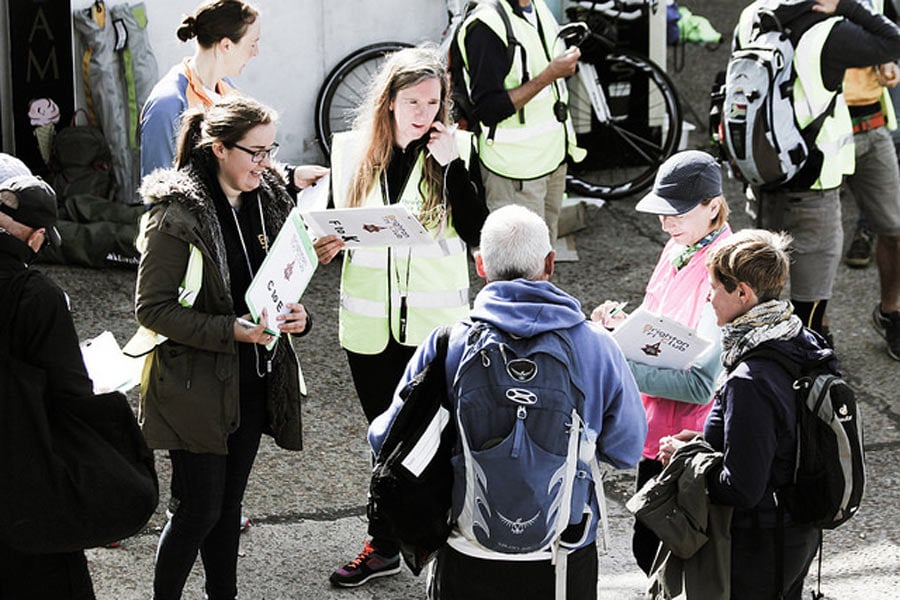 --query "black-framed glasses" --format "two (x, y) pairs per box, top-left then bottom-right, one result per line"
(232, 142), (279, 163)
